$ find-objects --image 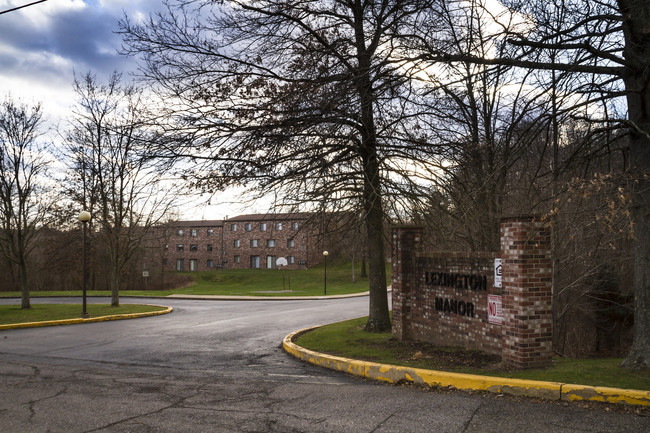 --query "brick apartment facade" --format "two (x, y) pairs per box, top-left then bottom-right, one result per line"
(159, 213), (316, 272)
(161, 220), (225, 272)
